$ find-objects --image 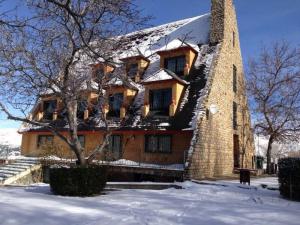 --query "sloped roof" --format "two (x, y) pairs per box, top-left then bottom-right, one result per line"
(141, 69), (189, 85)
(117, 13), (211, 60)
(20, 13), (215, 133)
